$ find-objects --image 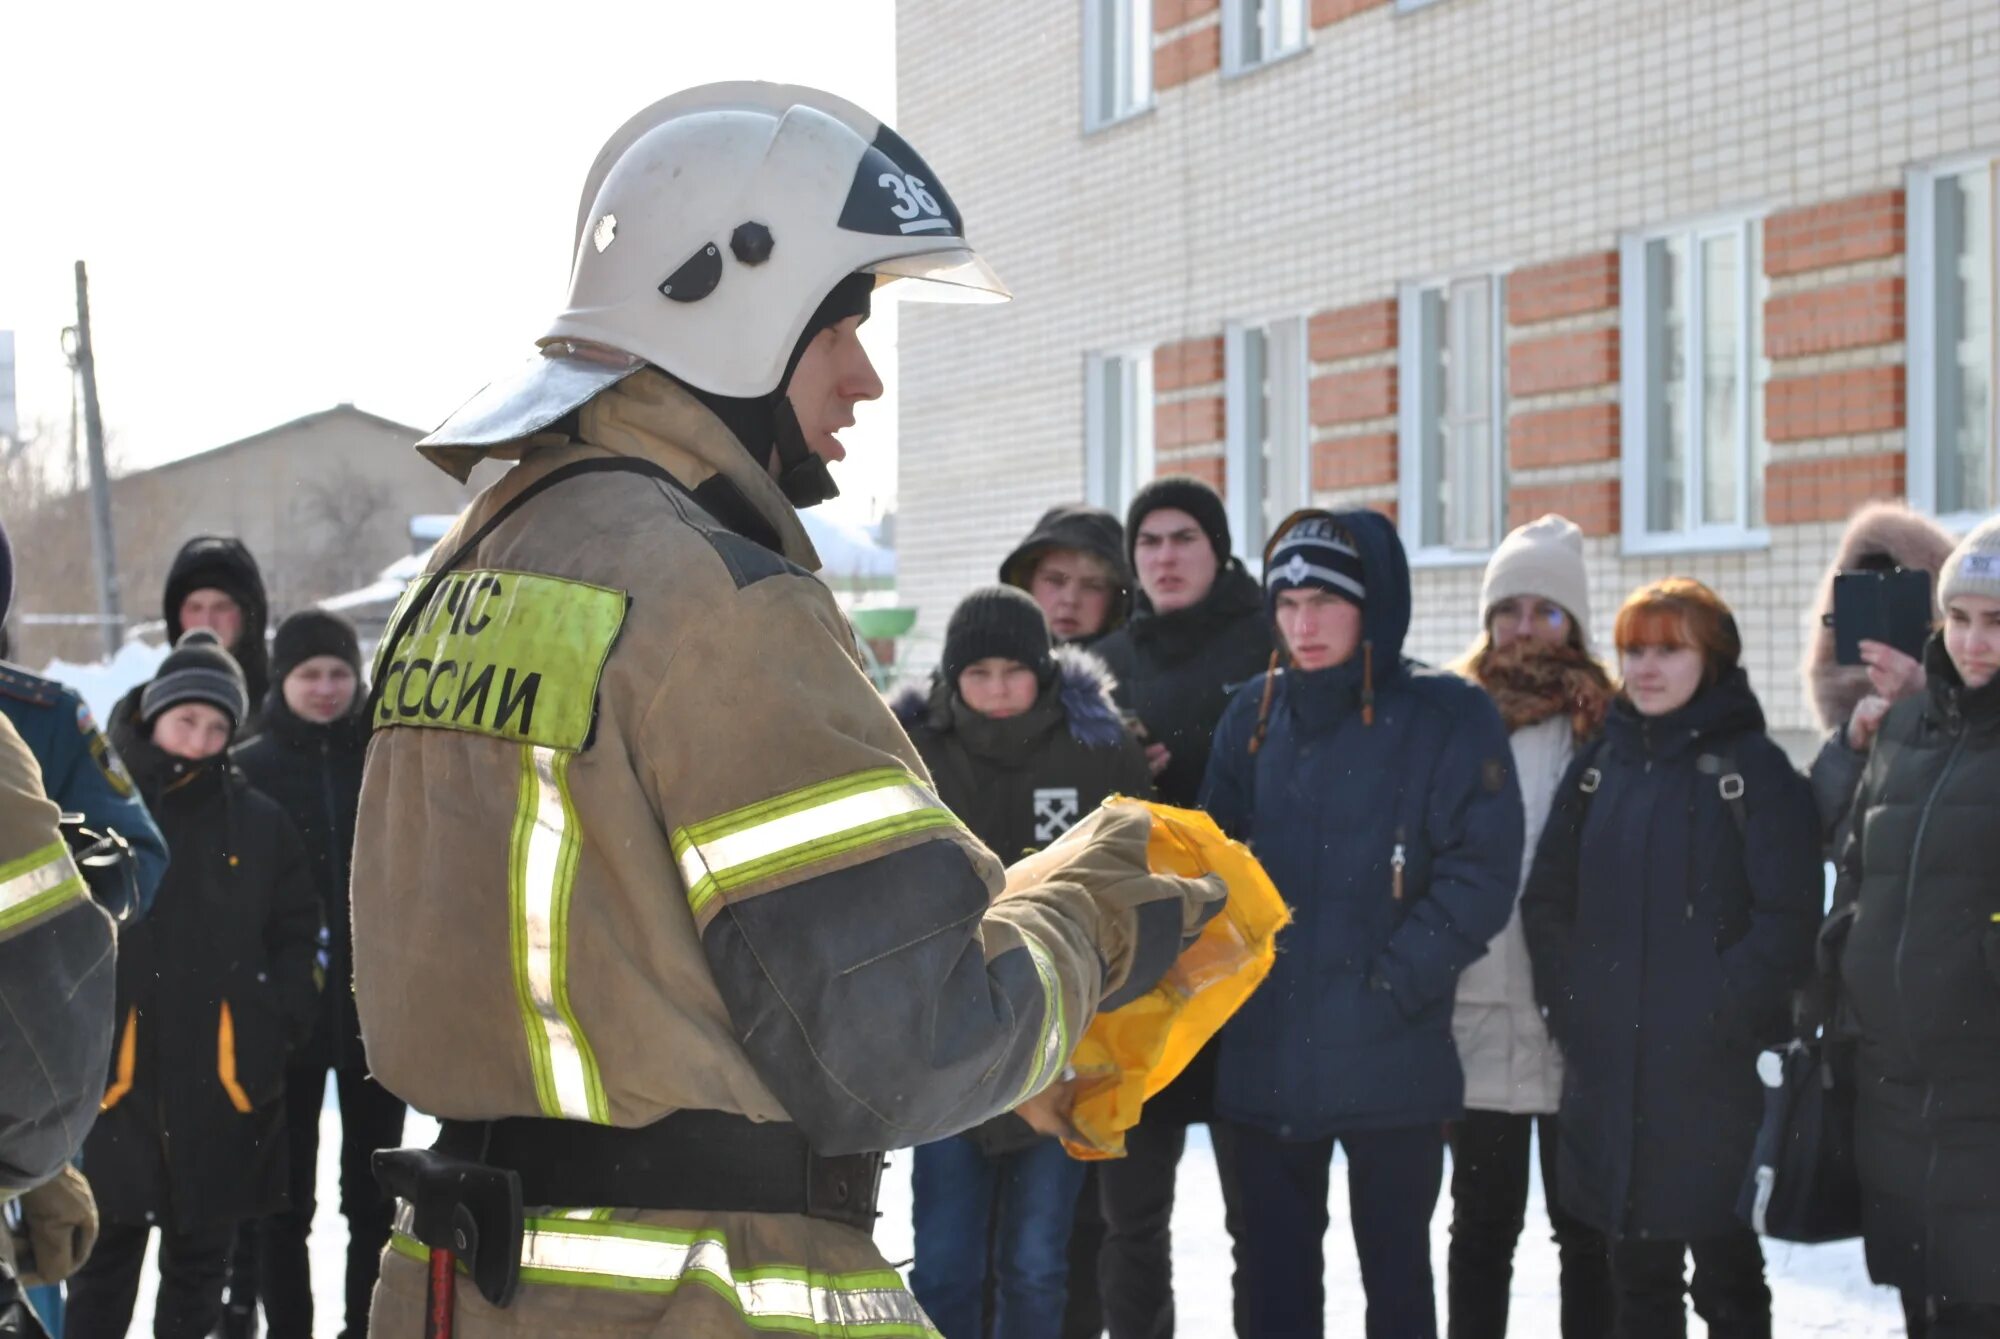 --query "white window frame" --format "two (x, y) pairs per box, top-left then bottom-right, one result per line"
(1620, 211), (1772, 556)
(1394, 0), (1452, 11)
(1083, 0), (1155, 133)
(1221, 0), (1310, 78)
(1397, 271), (1509, 568)
(1084, 348), (1156, 515)
(1224, 317), (1310, 568)
(1907, 151), (2000, 531)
